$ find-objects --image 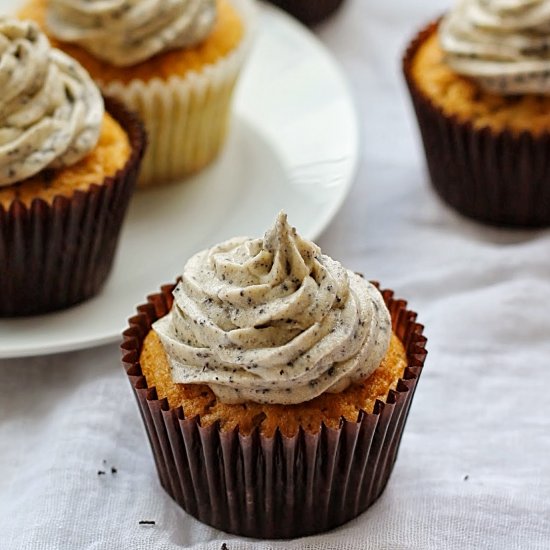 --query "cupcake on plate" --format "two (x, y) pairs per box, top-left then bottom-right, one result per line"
(20, 0), (255, 188)
(266, 0), (345, 25)
(121, 212), (427, 539)
(0, 18), (145, 317)
(404, 0), (550, 227)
